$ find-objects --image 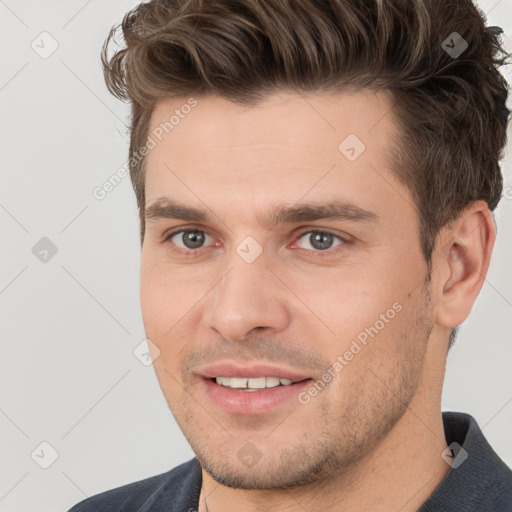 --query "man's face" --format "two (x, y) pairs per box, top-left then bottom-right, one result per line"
(140, 91), (434, 489)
